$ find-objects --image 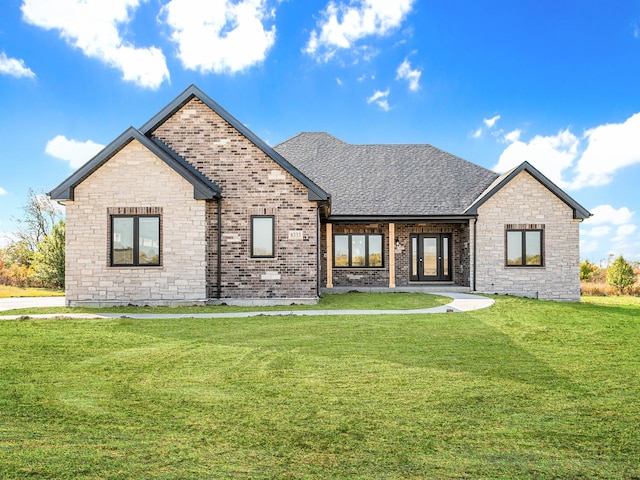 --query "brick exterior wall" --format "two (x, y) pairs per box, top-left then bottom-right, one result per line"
(475, 171), (581, 301)
(150, 98), (319, 301)
(65, 140), (208, 306)
(320, 222), (470, 288)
